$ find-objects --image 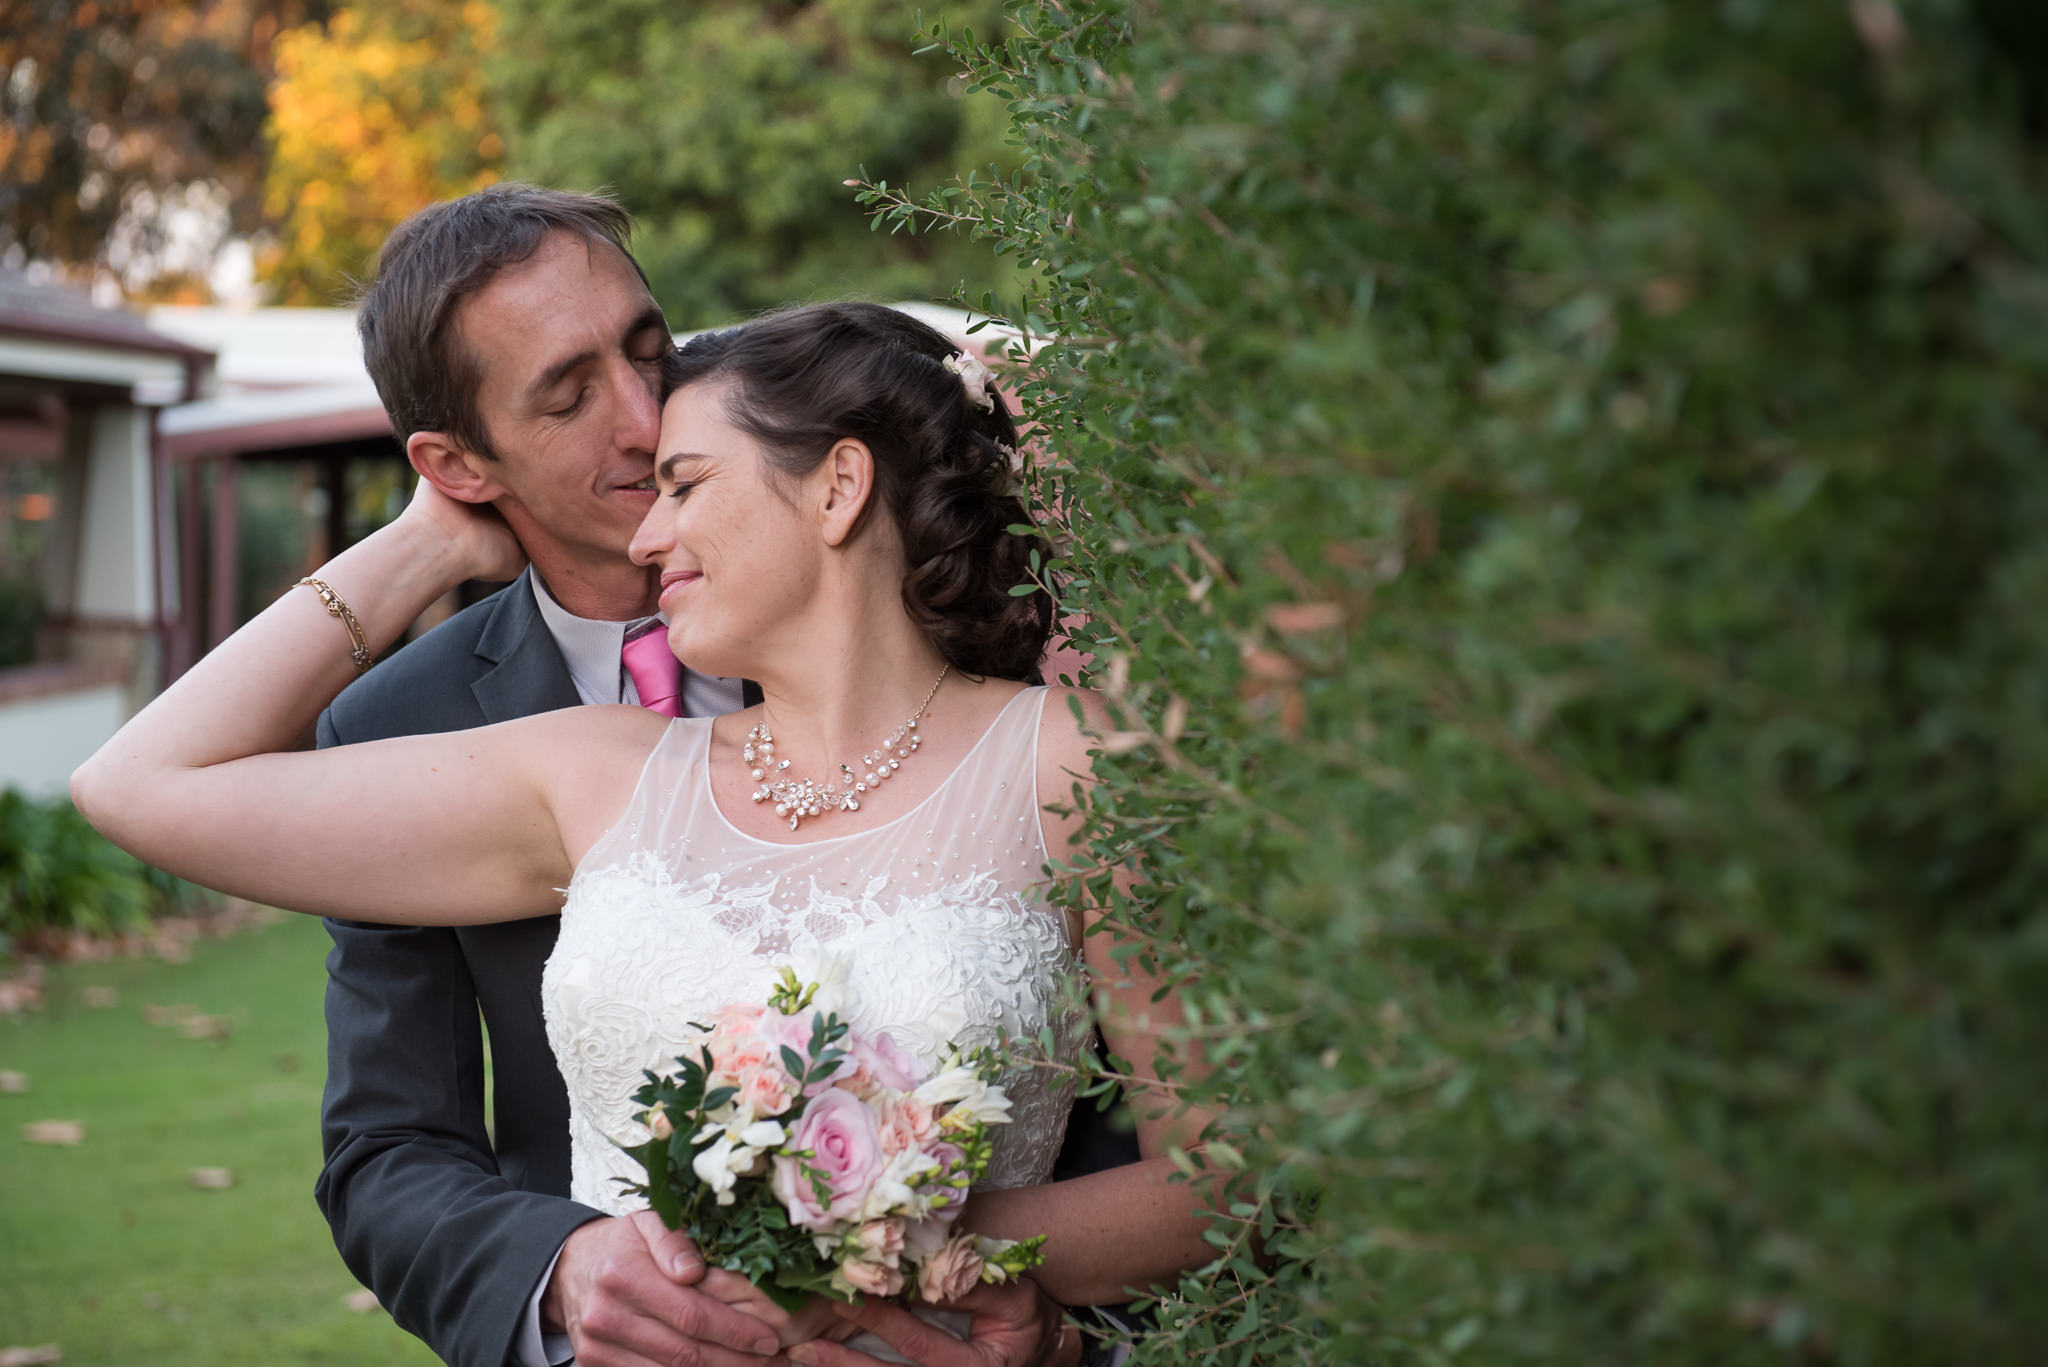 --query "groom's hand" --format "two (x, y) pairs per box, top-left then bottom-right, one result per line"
(783, 1280), (1081, 1367)
(543, 1211), (782, 1367)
